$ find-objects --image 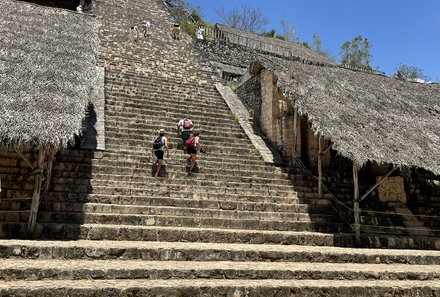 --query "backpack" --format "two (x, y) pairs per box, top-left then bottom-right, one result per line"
(183, 119), (193, 129)
(185, 136), (195, 148)
(152, 136), (163, 150)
